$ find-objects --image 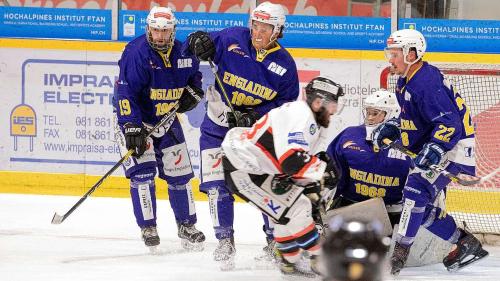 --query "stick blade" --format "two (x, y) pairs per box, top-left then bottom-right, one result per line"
(456, 177), (481, 186)
(51, 212), (65, 225)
